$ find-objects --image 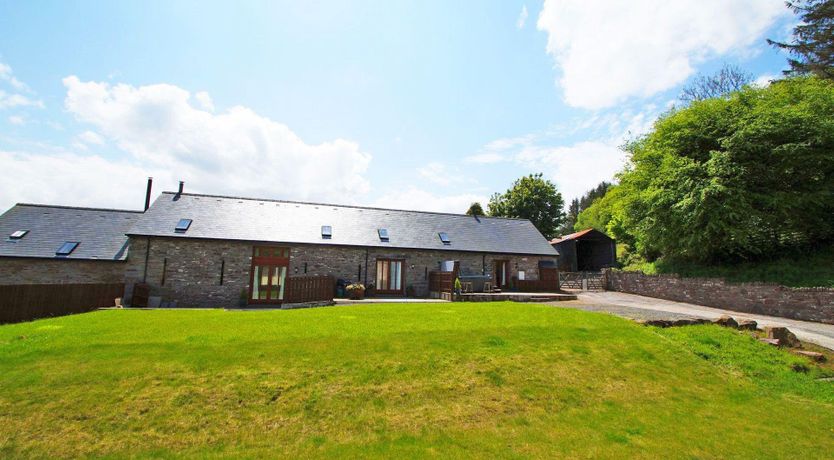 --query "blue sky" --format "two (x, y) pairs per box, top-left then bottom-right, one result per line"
(0, 0), (796, 213)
